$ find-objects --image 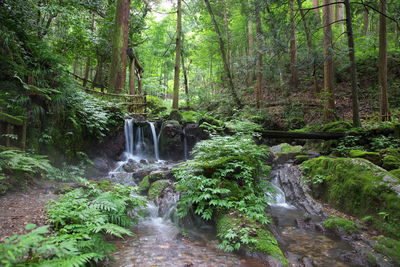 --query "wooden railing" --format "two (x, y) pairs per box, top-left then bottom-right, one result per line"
(0, 112), (27, 150)
(84, 89), (147, 115)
